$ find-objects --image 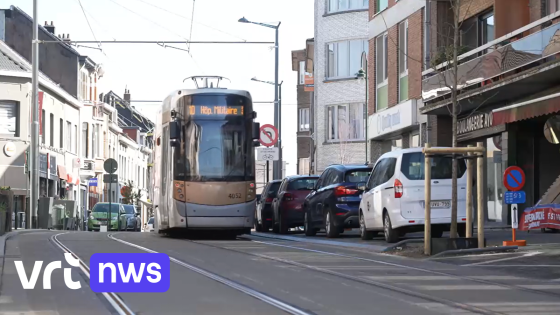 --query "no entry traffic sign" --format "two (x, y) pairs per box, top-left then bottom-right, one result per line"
(259, 124), (278, 147)
(503, 166), (525, 192)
